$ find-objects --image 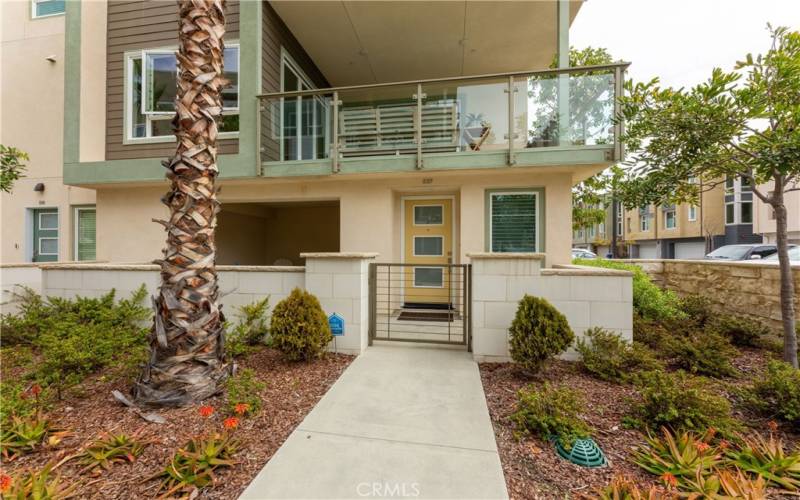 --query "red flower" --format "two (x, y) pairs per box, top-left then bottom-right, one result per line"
(767, 420), (778, 433)
(0, 473), (11, 492)
(234, 403), (250, 416)
(199, 405), (214, 418)
(695, 442), (710, 453)
(719, 439), (730, 450)
(661, 472), (677, 488)
(30, 384), (42, 397)
(223, 417), (239, 430)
